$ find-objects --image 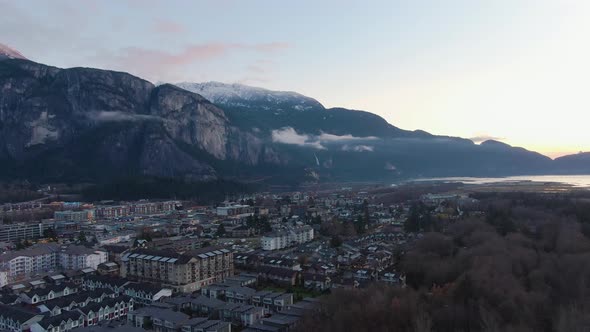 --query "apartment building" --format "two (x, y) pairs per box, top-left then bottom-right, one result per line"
(95, 201), (181, 219)
(59, 245), (107, 270)
(121, 246), (234, 293)
(0, 221), (54, 242)
(54, 209), (96, 222)
(0, 244), (107, 286)
(216, 204), (254, 219)
(261, 226), (314, 251)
